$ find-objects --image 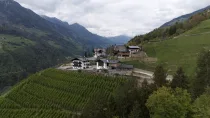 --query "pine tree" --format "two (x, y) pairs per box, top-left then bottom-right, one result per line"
(171, 67), (189, 89)
(129, 101), (141, 118)
(193, 50), (210, 98)
(153, 65), (167, 87)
